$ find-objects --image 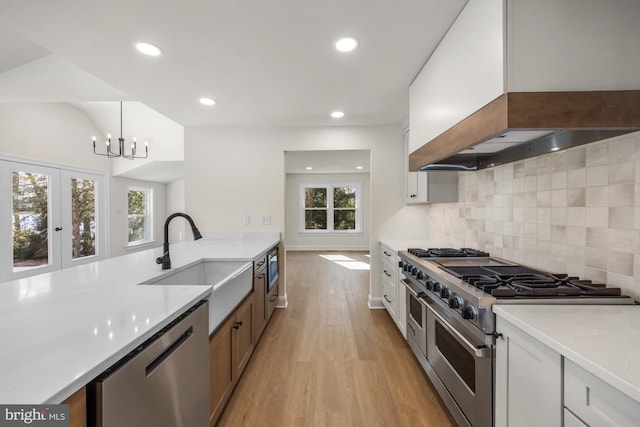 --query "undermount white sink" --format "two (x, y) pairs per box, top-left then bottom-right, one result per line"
(142, 260), (253, 334)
